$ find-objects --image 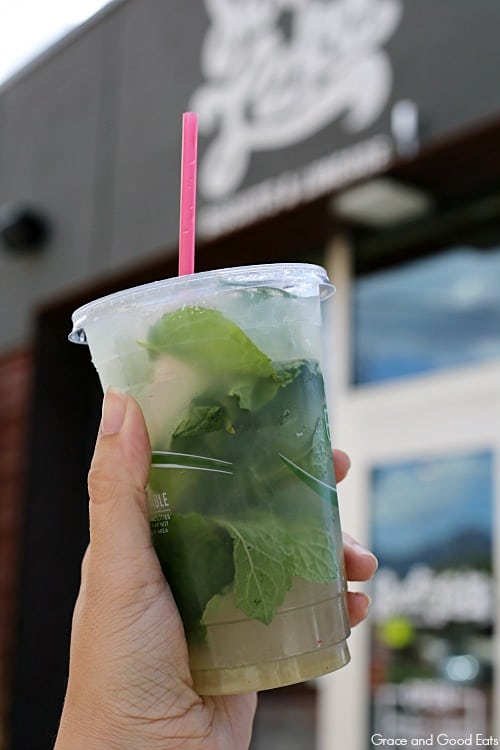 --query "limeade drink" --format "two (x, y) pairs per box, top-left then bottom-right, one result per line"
(70, 264), (350, 694)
